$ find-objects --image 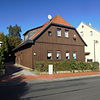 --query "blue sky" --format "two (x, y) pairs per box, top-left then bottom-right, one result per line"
(0, 0), (100, 39)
